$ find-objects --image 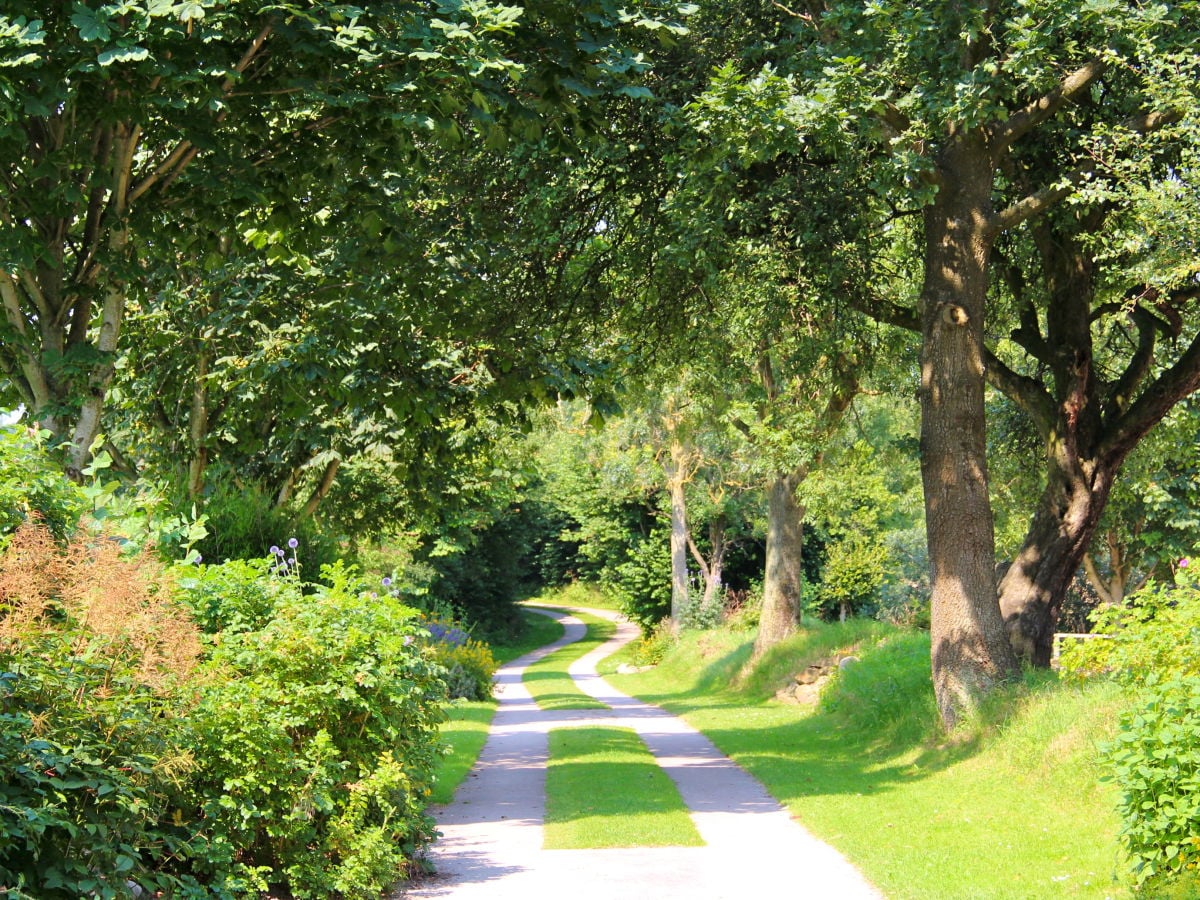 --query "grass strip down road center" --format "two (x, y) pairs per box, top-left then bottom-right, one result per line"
(544, 726), (704, 850)
(522, 608), (615, 711)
